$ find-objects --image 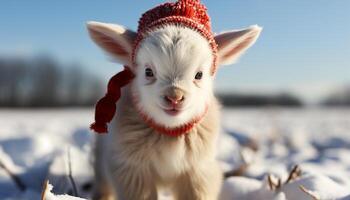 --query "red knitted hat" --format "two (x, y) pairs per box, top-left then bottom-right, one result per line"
(91, 0), (217, 134)
(132, 0), (218, 74)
